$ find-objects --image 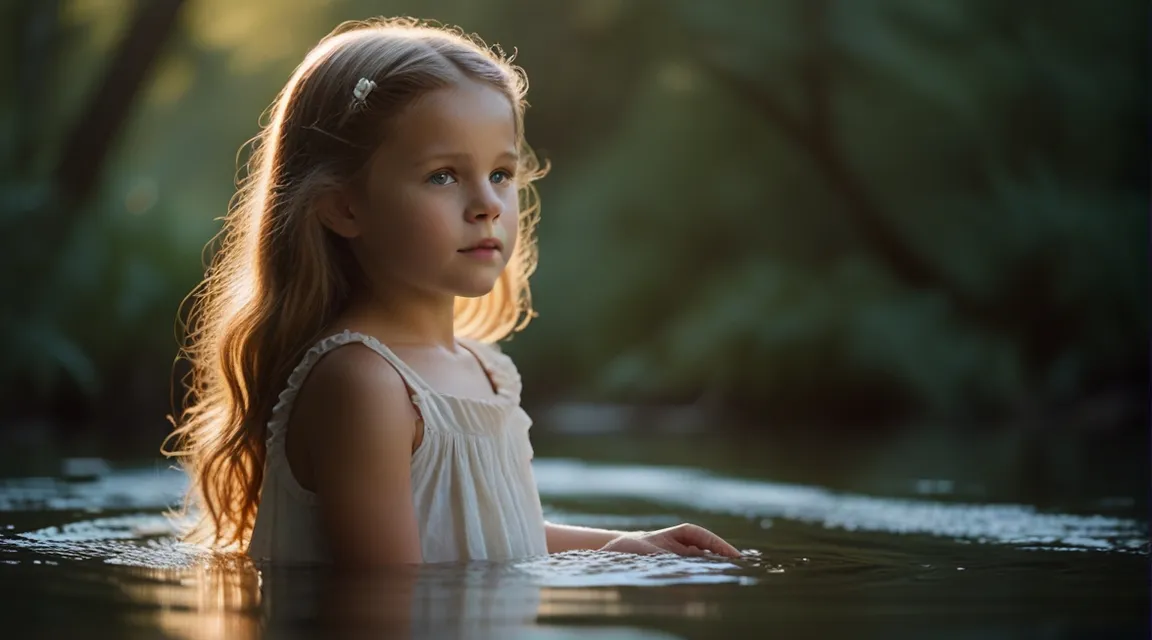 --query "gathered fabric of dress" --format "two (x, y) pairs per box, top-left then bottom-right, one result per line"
(247, 330), (549, 565)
